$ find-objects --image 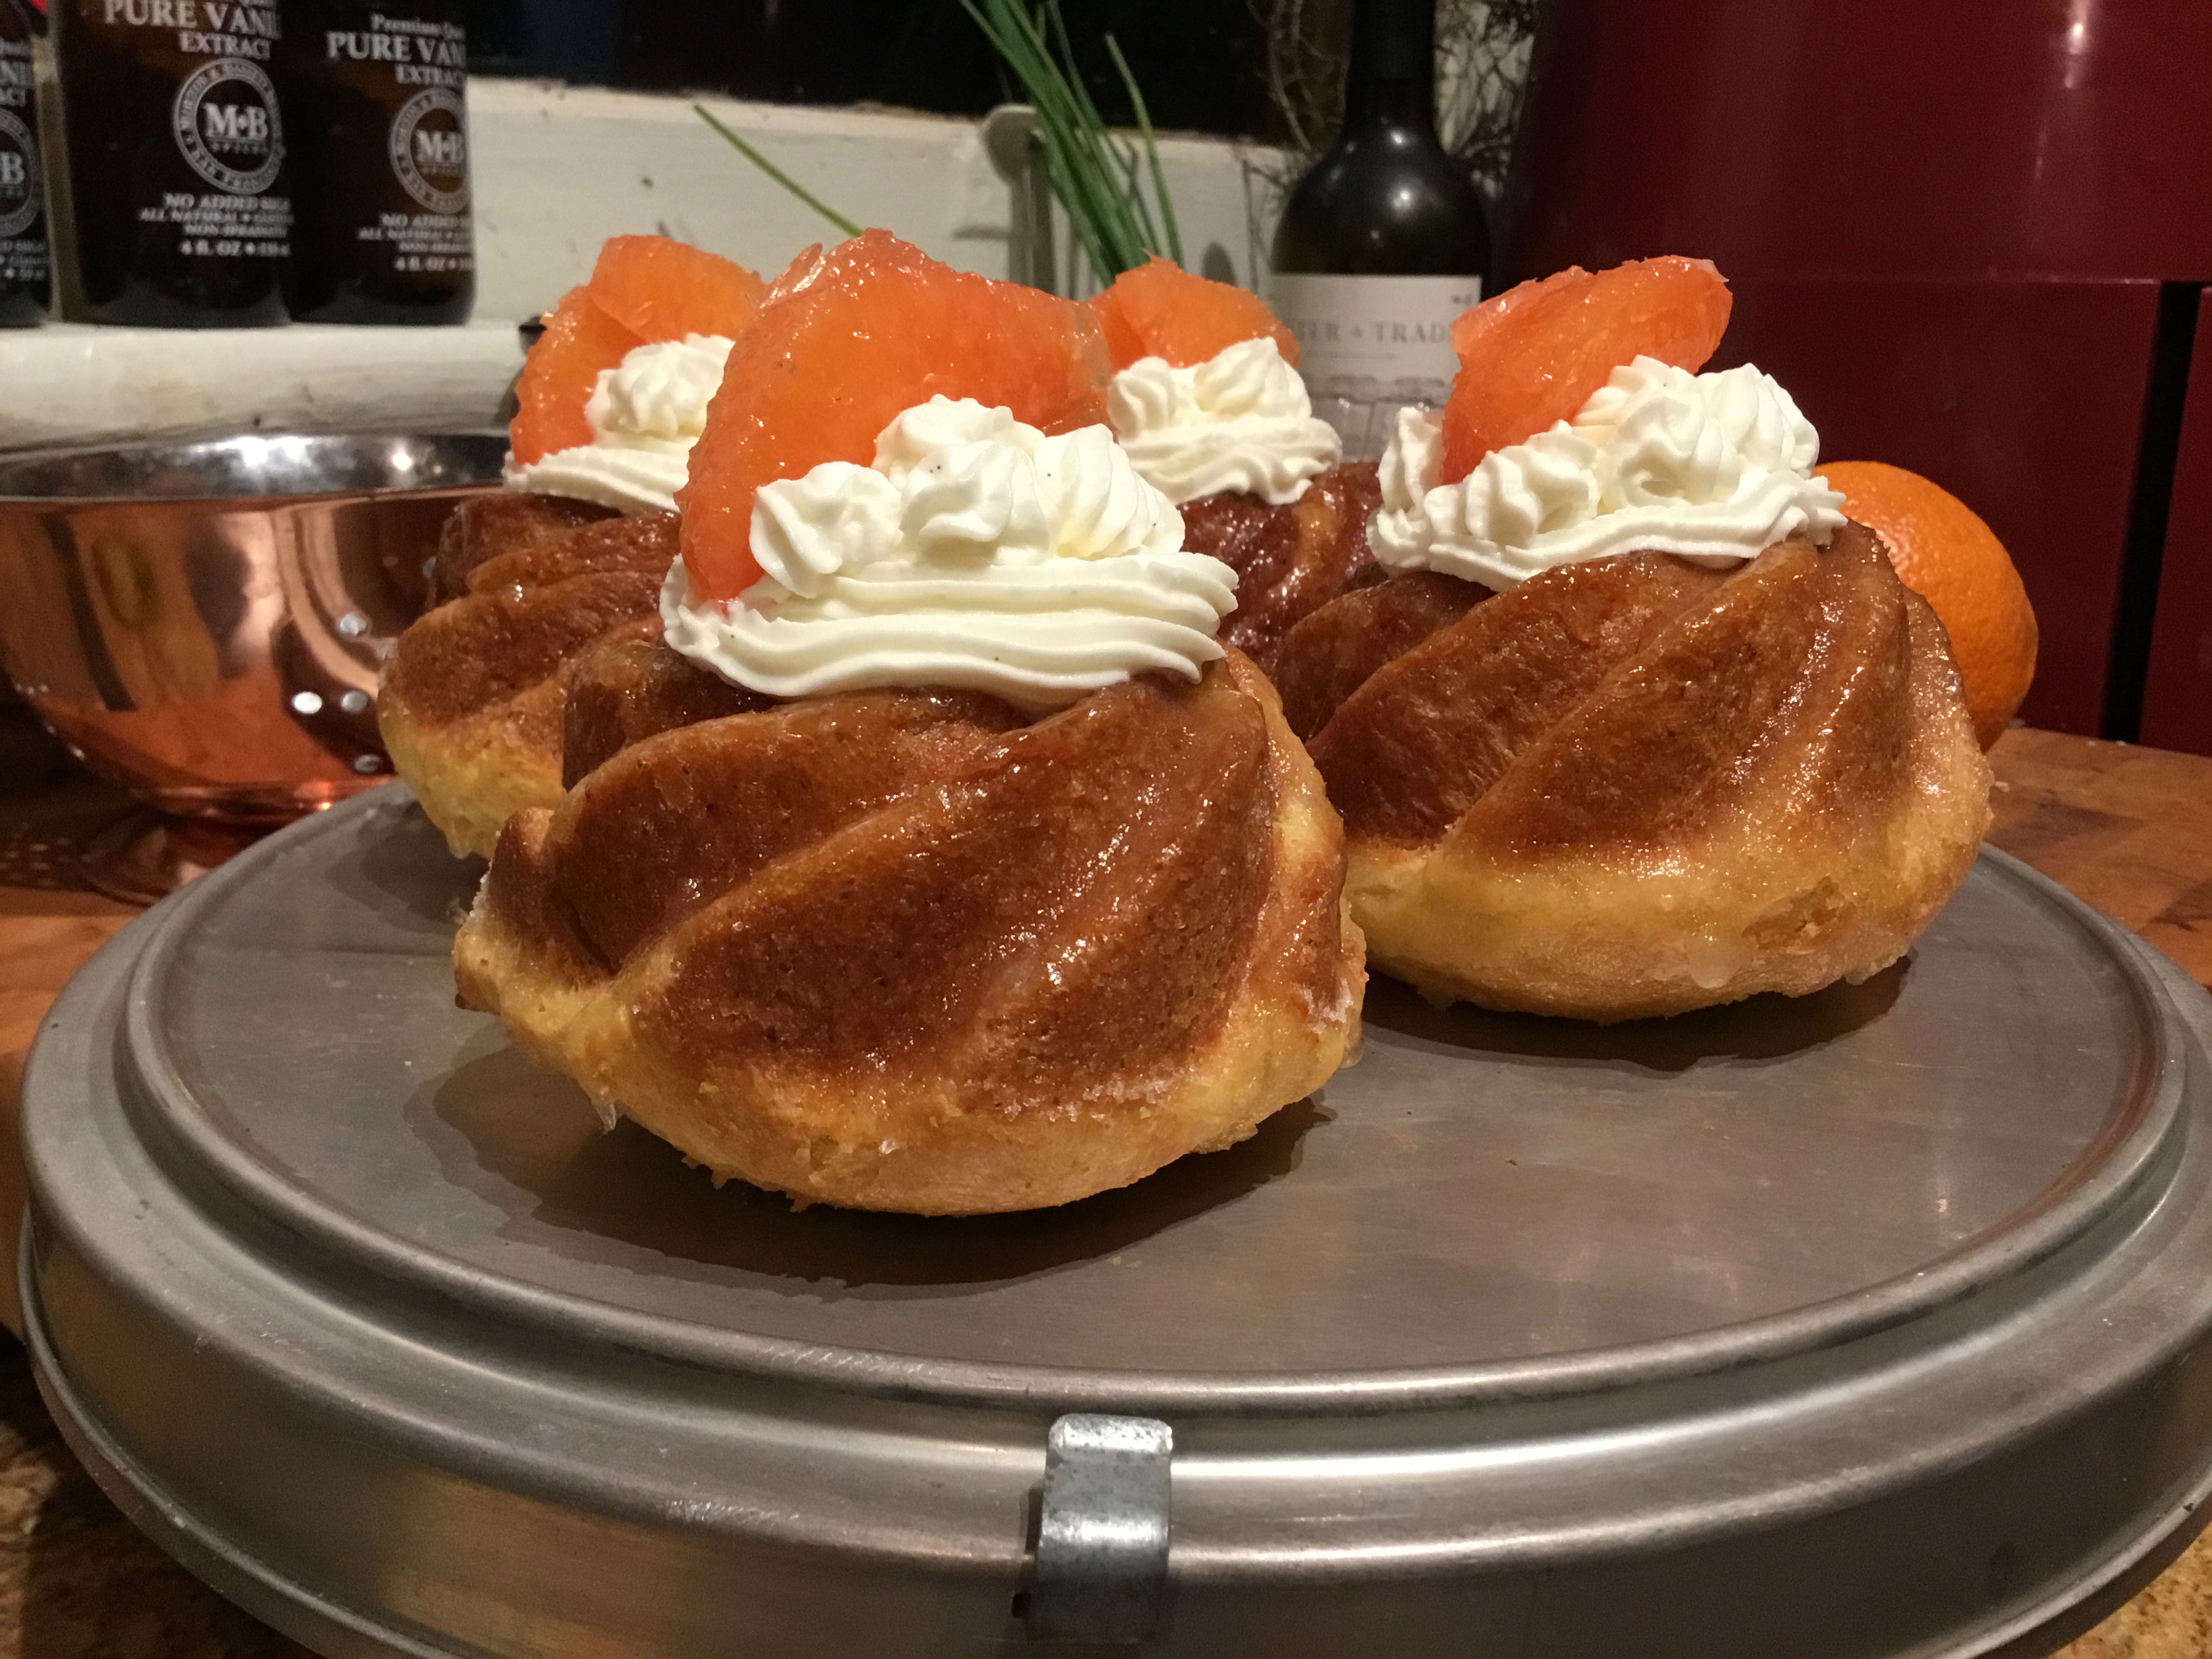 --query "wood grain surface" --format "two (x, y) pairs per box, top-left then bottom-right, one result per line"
(0, 710), (2207, 1658)
(1988, 729), (2212, 987)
